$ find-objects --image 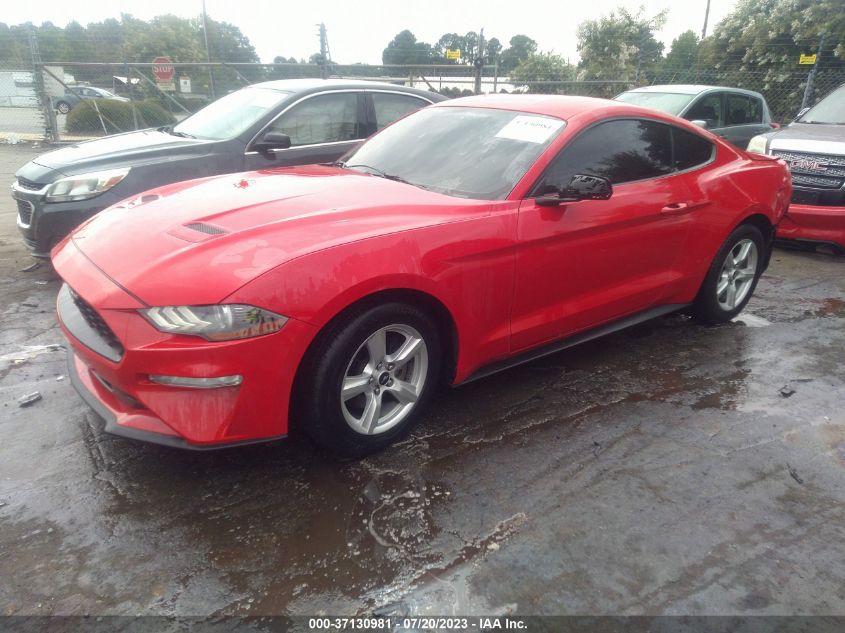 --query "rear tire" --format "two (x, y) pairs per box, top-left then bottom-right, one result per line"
(295, 302), (441, 457)
(694, 223), (766, 324)
(56, 101), (71, 114)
